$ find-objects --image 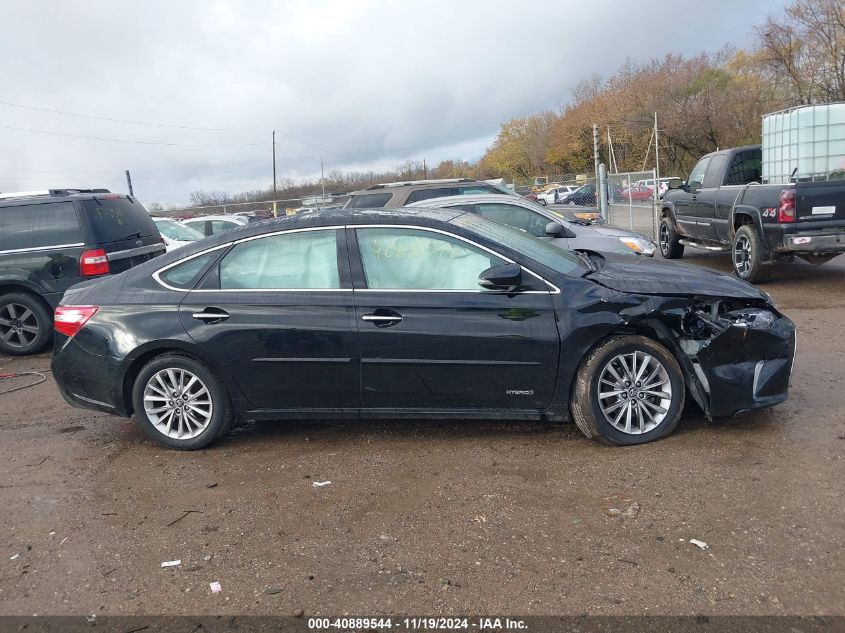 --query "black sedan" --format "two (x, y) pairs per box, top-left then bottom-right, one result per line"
(52, 208), (796, 450)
